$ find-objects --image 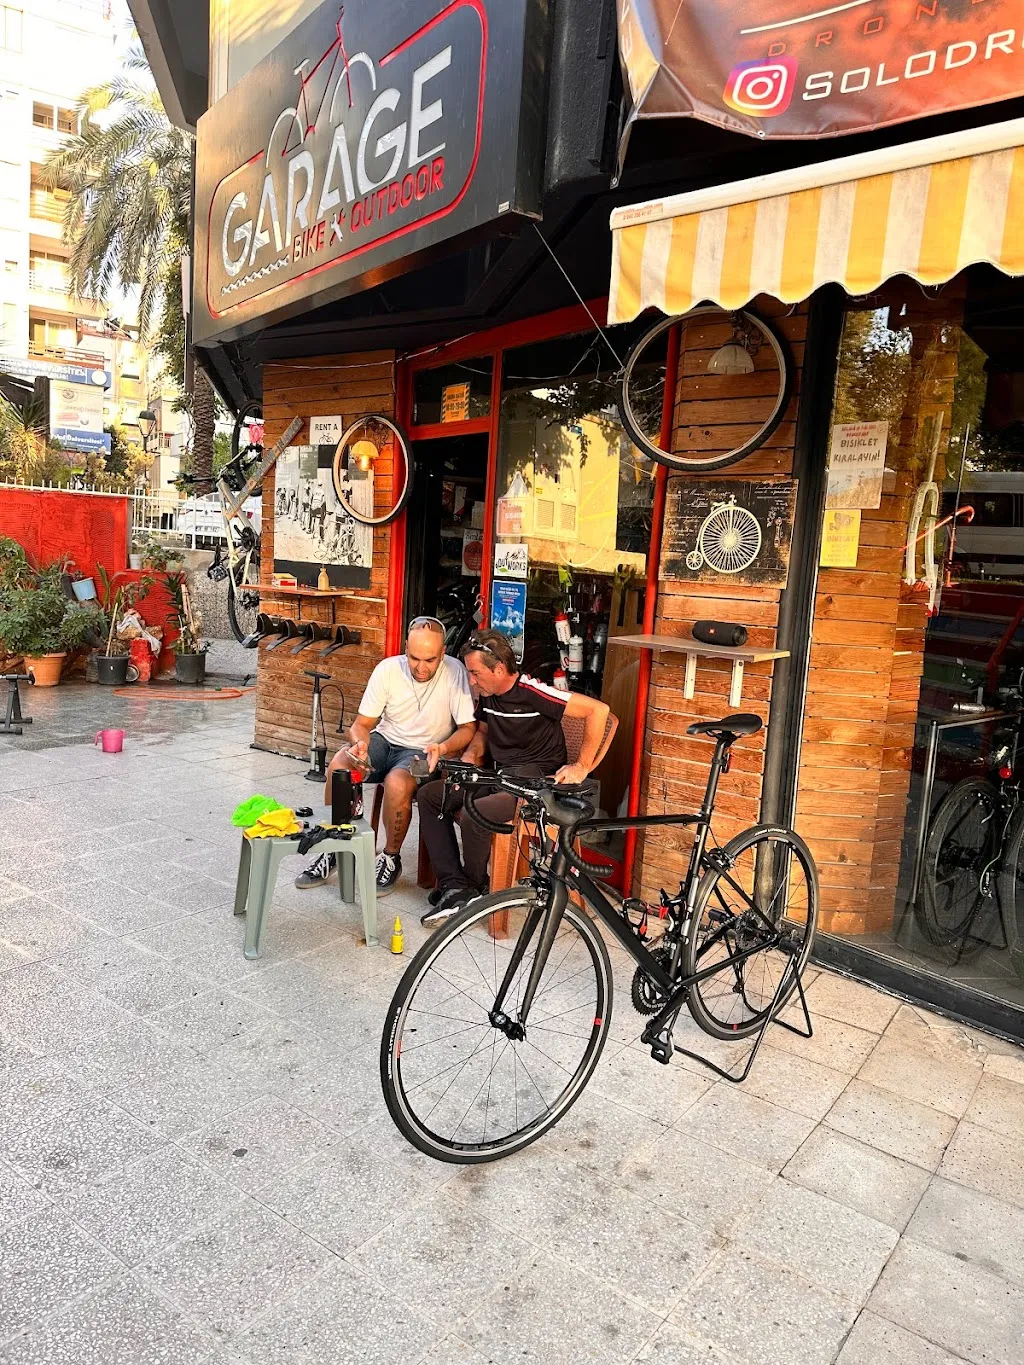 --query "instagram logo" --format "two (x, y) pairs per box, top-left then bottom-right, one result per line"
(723, 57), (797, 117)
